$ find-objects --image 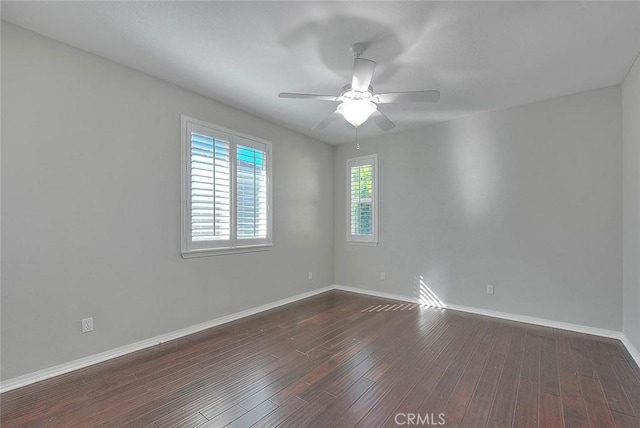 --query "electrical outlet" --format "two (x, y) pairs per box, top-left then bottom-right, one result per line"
(380, 272), (386, 280)
(487, 285), (495, 295)
(308, 271), (313, 280)
(82, 317), (93, 333)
